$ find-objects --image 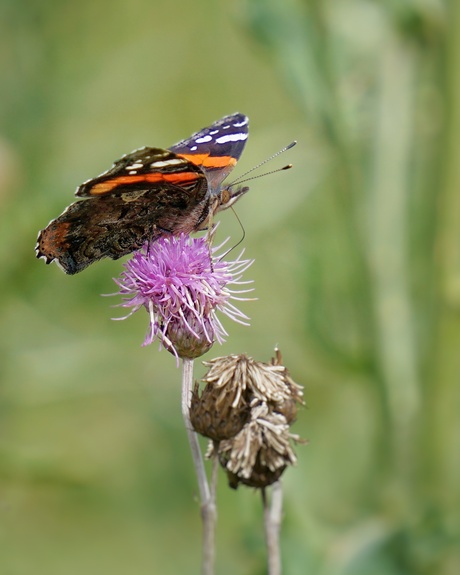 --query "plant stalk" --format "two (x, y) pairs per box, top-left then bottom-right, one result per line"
(262, 481), (283, 575)
(181, 358), (216, 575)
